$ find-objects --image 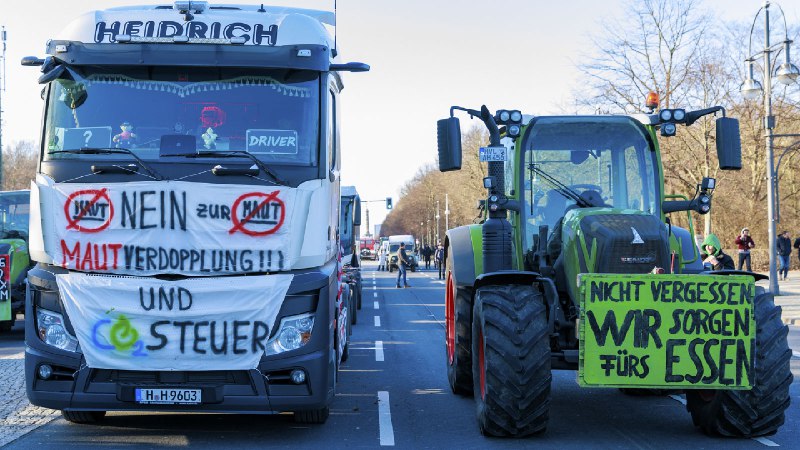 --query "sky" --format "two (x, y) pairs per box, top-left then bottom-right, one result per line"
(0, 0), (796, 230)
